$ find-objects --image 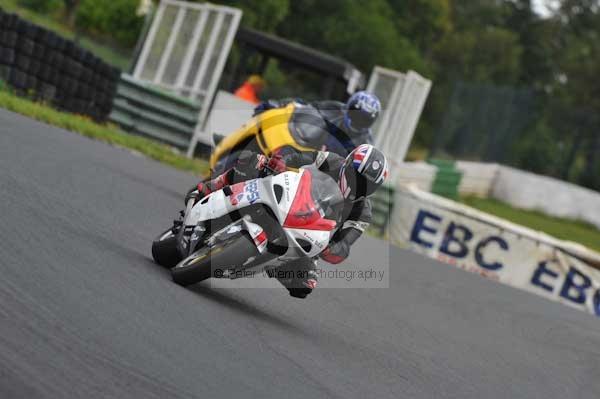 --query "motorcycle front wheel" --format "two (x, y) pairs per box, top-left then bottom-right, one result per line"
(171, 232), (258, 286)
(152, 228), (182, 268)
